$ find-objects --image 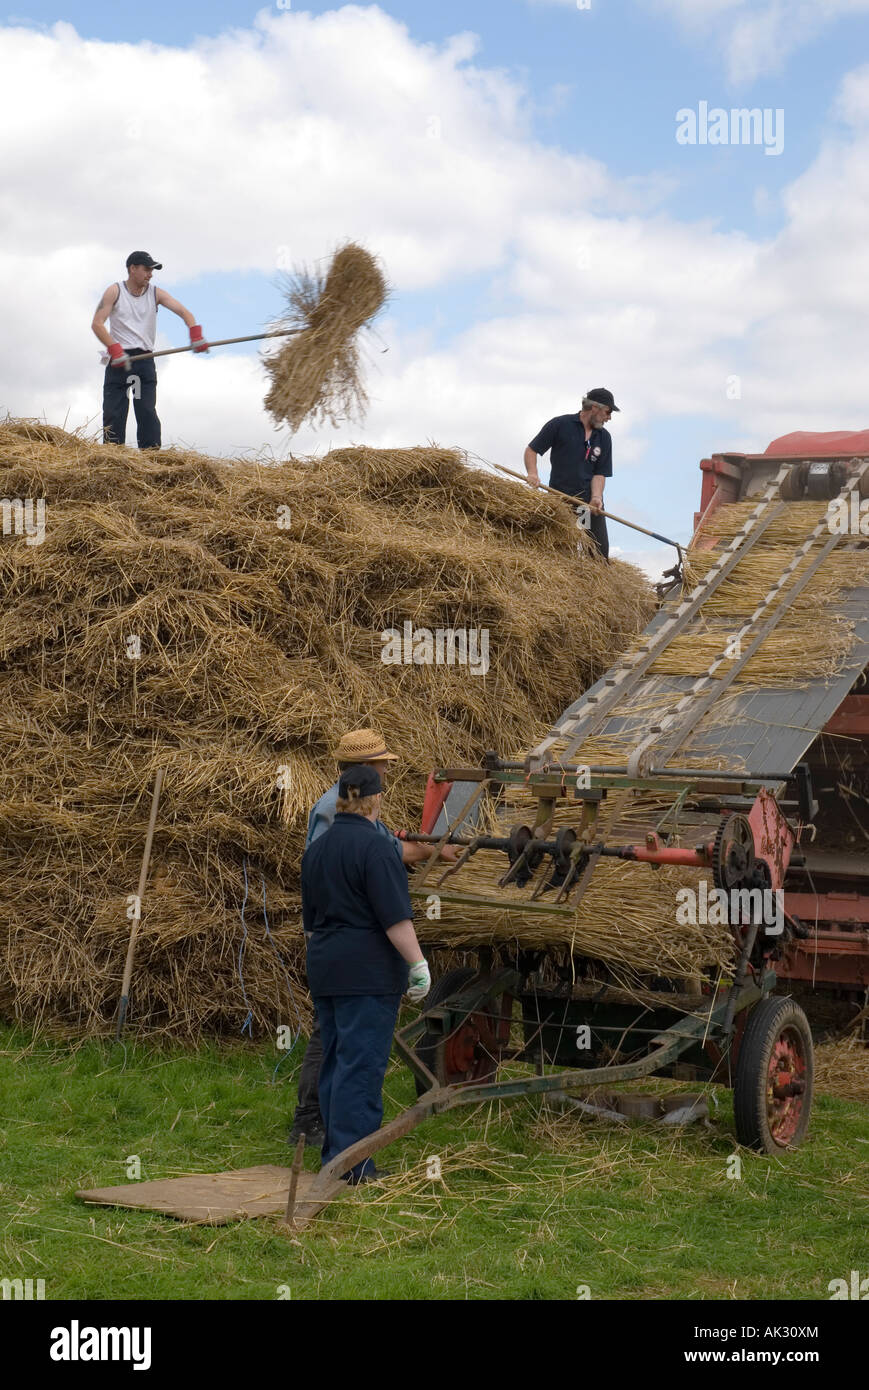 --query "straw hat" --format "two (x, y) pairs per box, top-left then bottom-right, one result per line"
(333, 728), (398, 763)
